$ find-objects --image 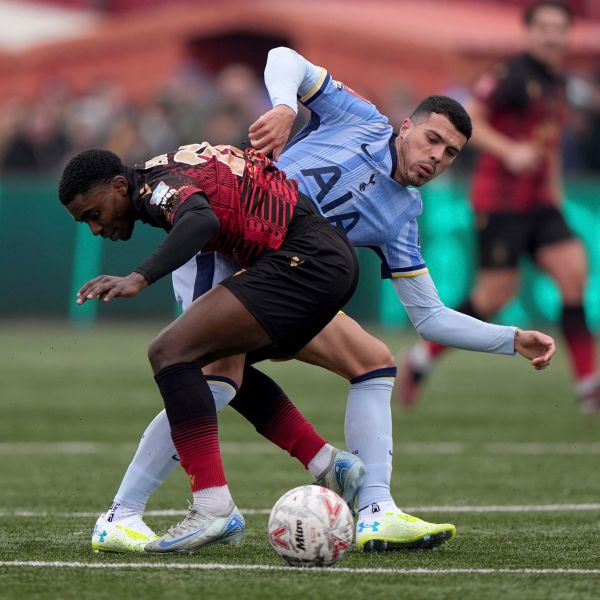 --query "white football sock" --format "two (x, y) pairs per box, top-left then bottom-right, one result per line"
(358, 499), (398, 519)
(112, 378), (237, 516)
(345, 373), (395, 510)
(105, 501), (141, 523)
(192, 485), (234, 516)
(576, 372), (600, 397)
(307, 443), (335, 478)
